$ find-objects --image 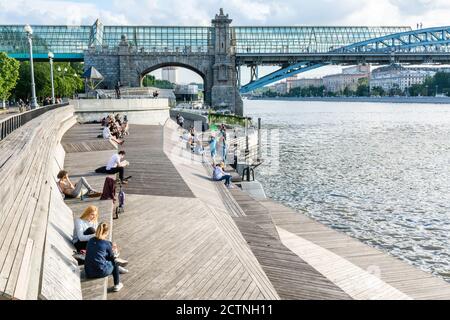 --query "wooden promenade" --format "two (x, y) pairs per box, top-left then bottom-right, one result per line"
(61, 121), (450, 300)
